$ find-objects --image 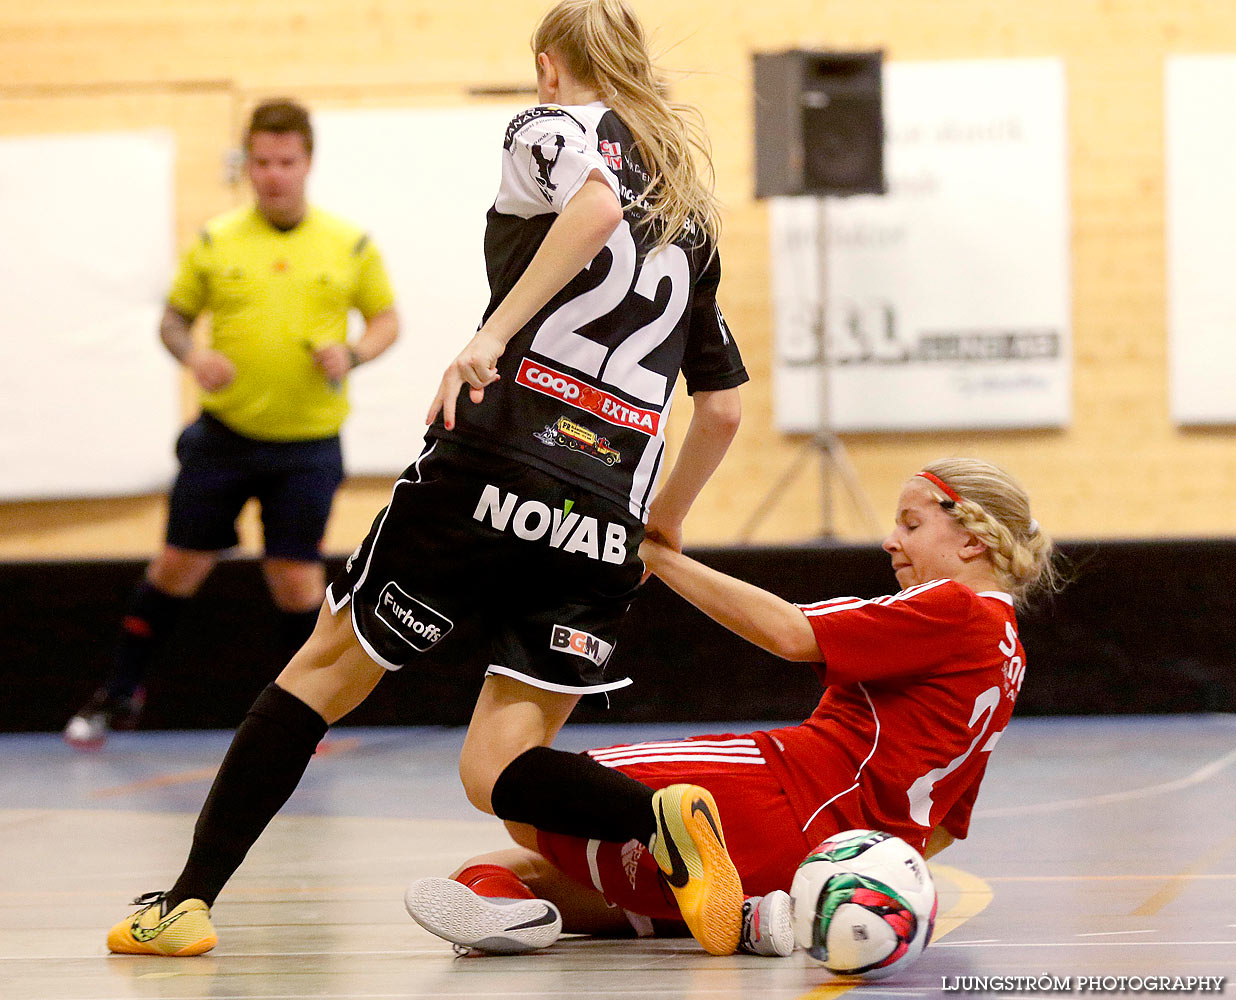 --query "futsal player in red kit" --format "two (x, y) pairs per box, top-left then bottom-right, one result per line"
(406, 457), (1061, 956)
